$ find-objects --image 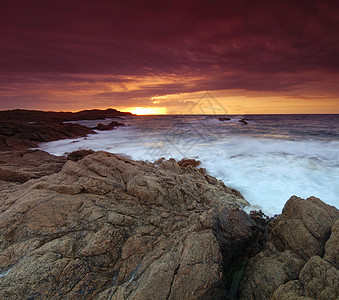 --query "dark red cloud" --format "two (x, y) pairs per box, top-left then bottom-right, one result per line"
(0, 0), (339, 110)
